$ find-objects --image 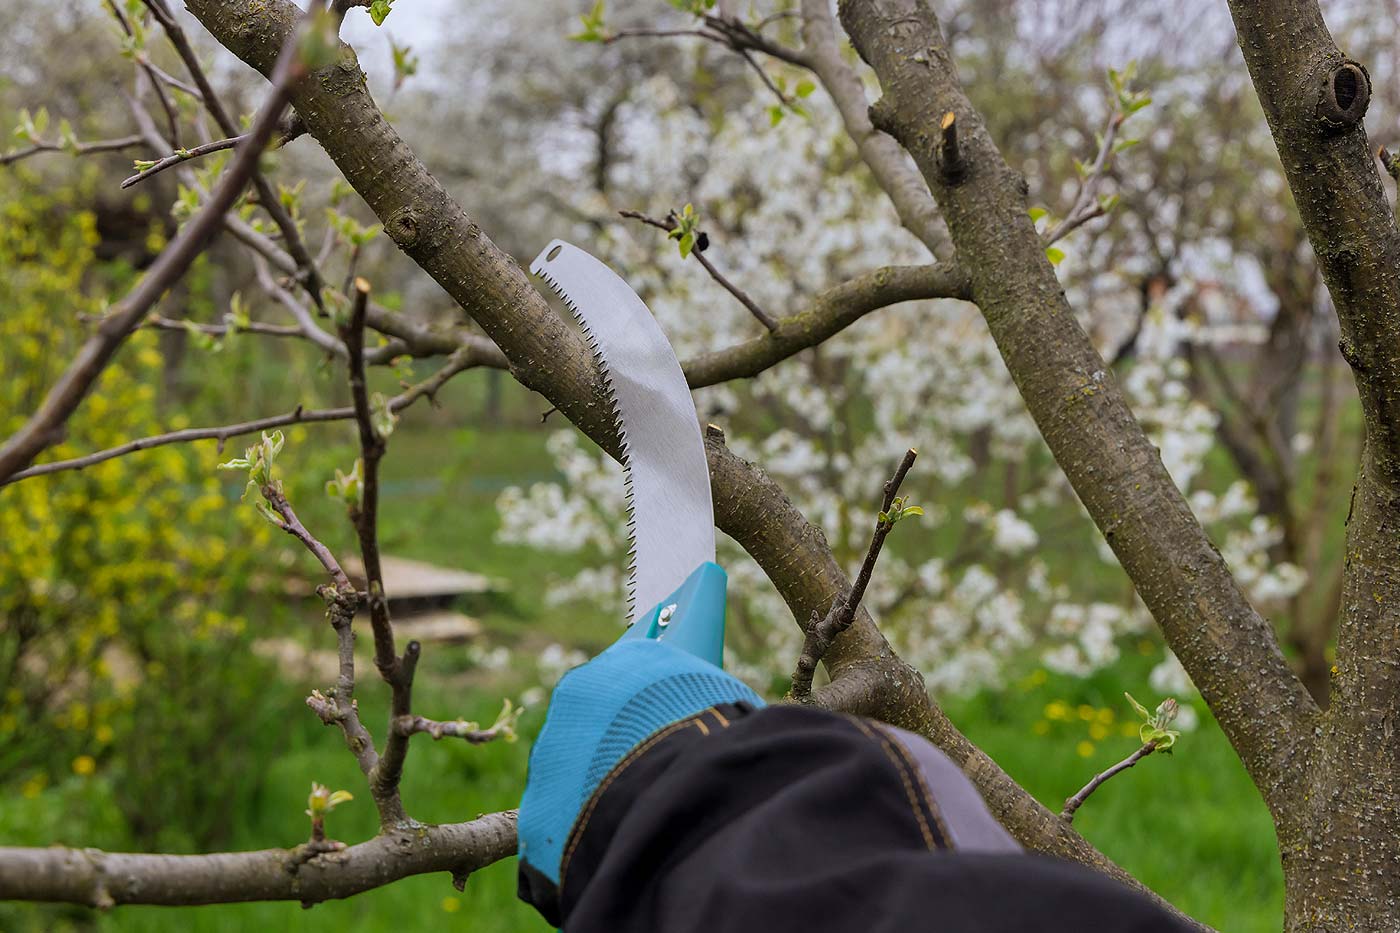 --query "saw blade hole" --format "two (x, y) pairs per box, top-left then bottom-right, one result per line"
(546, 244), (562, 261)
